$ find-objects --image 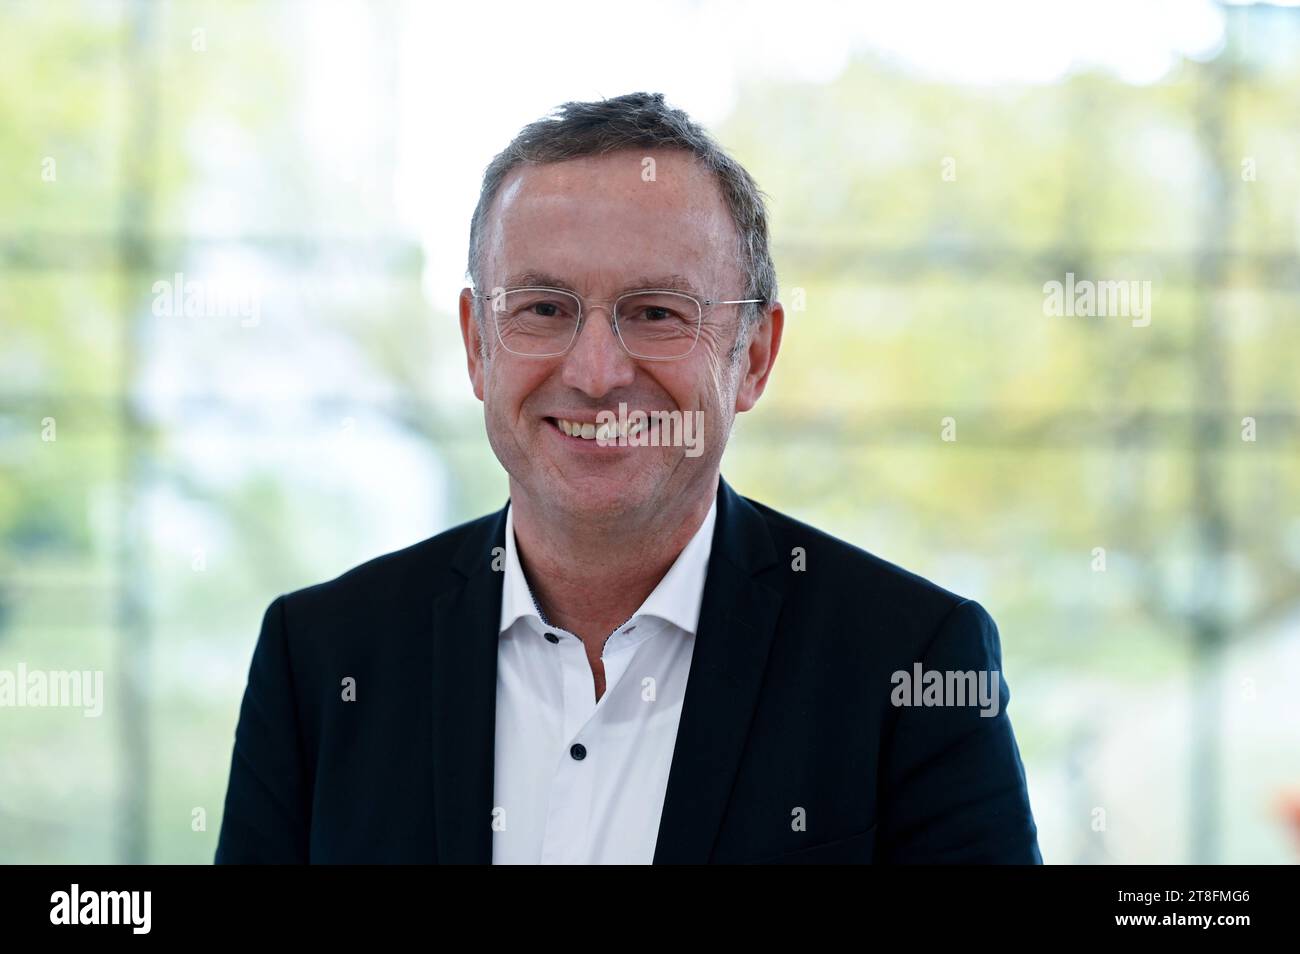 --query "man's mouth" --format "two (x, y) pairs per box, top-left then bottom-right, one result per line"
(547, 416), (648, 441)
